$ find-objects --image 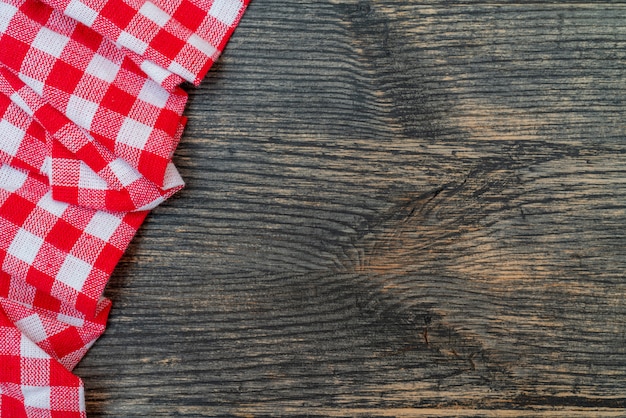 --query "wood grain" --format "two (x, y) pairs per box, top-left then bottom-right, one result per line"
(75, 1), (626, 415)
